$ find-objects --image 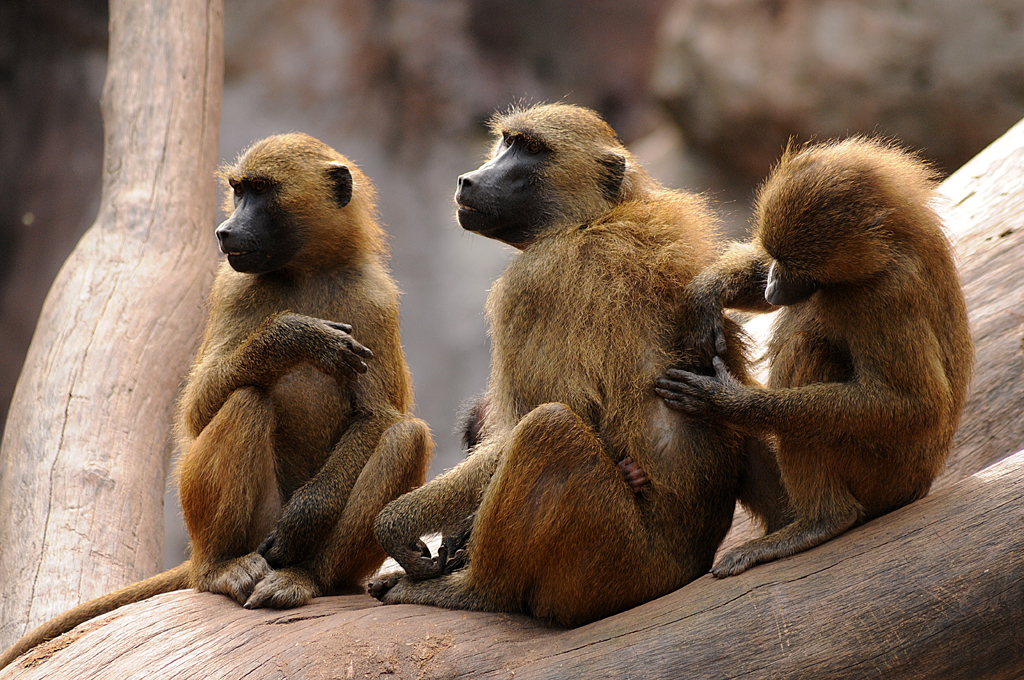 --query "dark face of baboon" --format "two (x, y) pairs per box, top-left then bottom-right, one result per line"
(454, 104), (630, 247)
(216, 135), (355, 274)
